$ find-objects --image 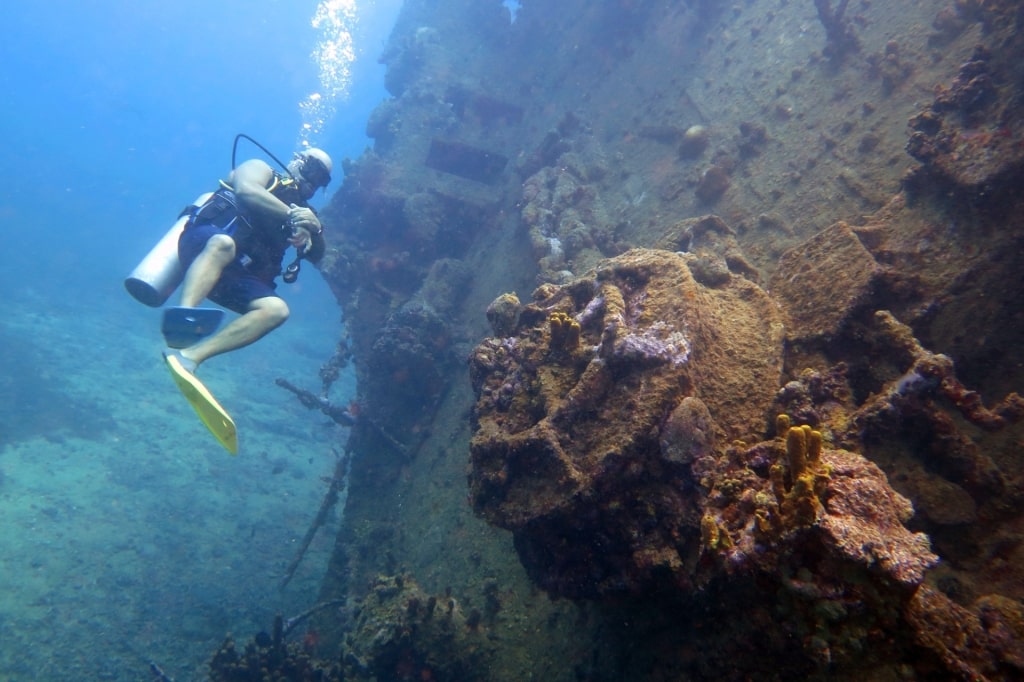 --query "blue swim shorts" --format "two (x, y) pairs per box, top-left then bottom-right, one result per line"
(178, 222), (280, 315)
